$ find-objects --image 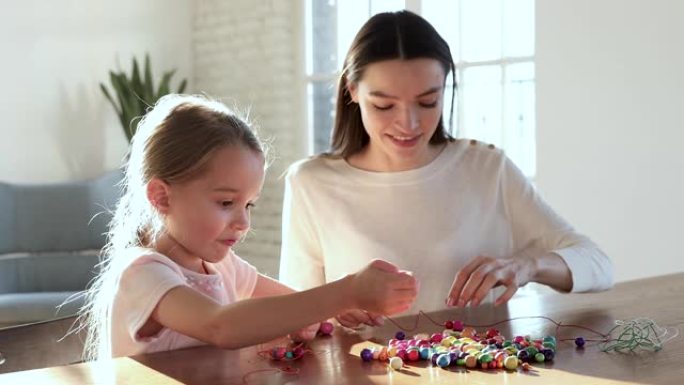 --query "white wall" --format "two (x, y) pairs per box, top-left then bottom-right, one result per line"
(536, 0), (684, 282)
(5, 0), (682, 283)
(0, 0), (194, 184)
(194, 0), (307, 276)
